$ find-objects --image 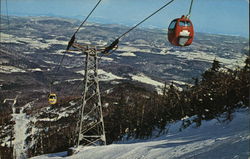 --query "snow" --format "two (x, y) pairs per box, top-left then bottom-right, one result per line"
(159, 48), (168, 54)
(54, 49), (67, 55)
(76, 40), (91, 45)
(119, 45), (151, 53)
(31, 108), (249, 159)
(38, 107), (74, 122)
(99, 57), (114, 61)
(0, 65), (26, 73)
(3, 100), (40, 159)
(118, 52), (137, 57)
(76, 69), (124, 81)
(167, 51), (247, 69)
(0, 33), (16, 42)
(66, 78), (84, 82)
(46, 39), (68, 46)
(0, 58), (9, 64)
(130, 73), (164, 87)
(76, 70), (85, 76)
(52, 50), (82, 57)
(8, 98), (38, 159)
(4, 35), (50, 49)
(130, 73), (164, 93)
(0, 33), (68, 49)
(28, 68), (42, 72)
(44, 60), (57, 64)
(98, 69), (123, 81)
(171, 80), (190, 86)
(98, 69), (124, 81)
(12, 107), (30, 159)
